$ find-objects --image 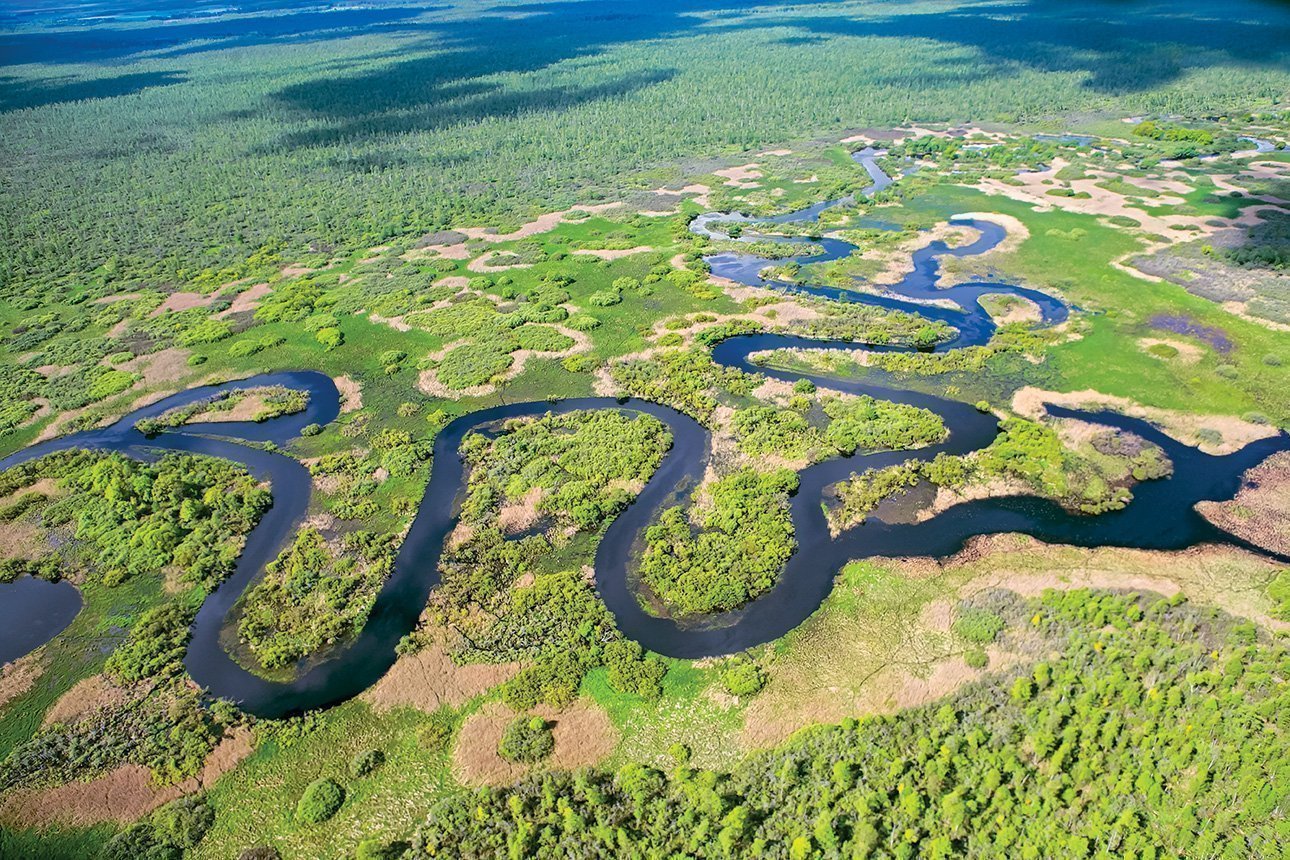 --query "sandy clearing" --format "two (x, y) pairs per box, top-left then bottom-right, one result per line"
(0, 517), (45, 561)
(457, 202), (624, 243)
(1219, 300), (1290, 333)
(92, 292), (142, 305)
(759, 148), (793, 157)
(218, 283), (272, 317)
(417, 325), (591, 400)
(281, 264), (312, 277)
(982, 294), (1041, 325)
(149, 292), (212, 317)
(1012, 386), (1278, 455)
(714, 163), (762, 188)
(452, 700), (618, 787)
(571, 246), (654, 260)
(1138, 337), (1204, 364)
(404, 242), (473, 261)
(793, 174), (819, 183)
(467, 250), (533, 273)
(41, 675), (131, 728)
(334, 375), (363, 413)
(0, 727), (254, 827)
(362, 646), (520, 714)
